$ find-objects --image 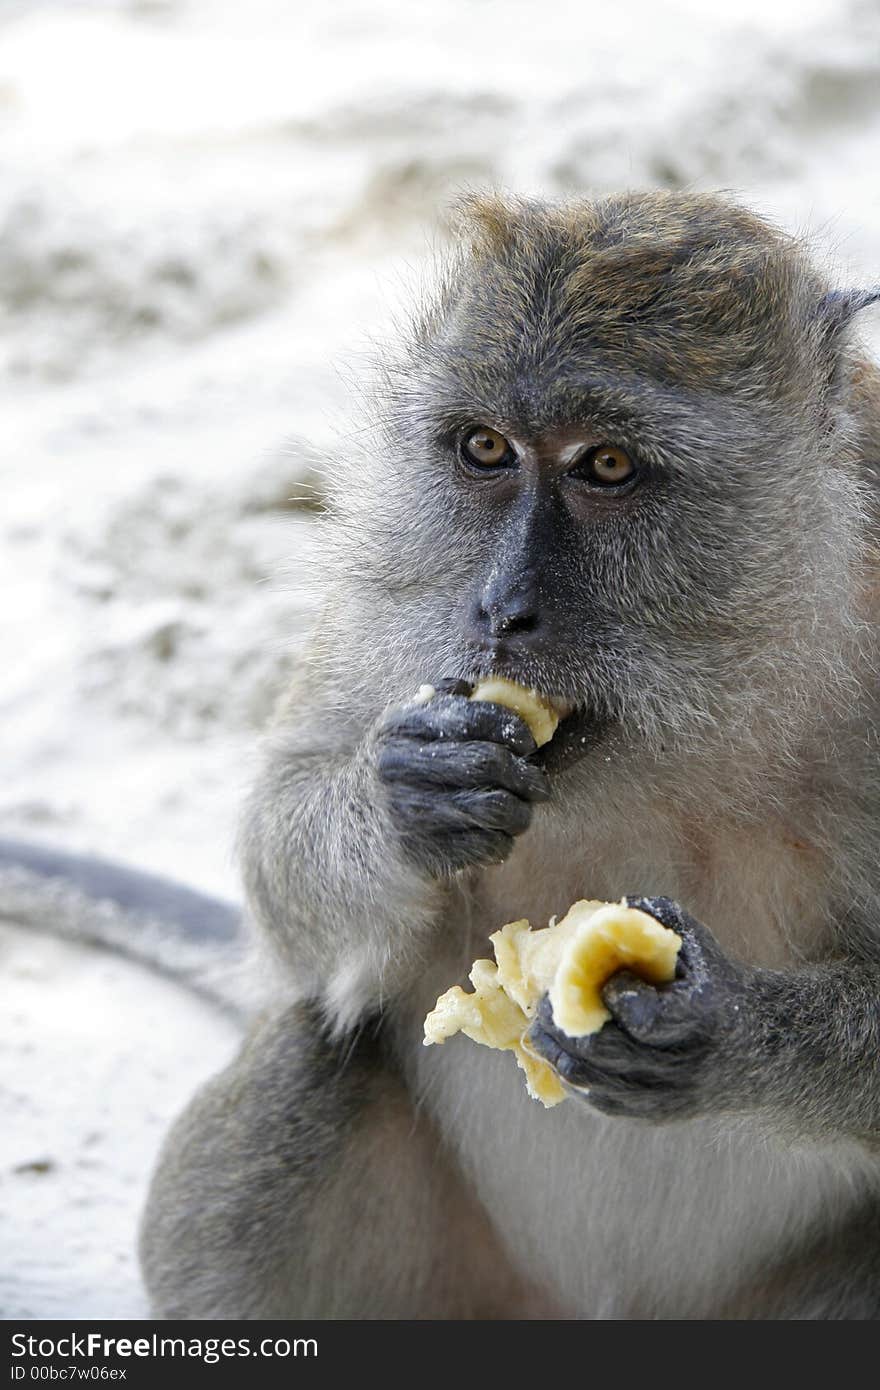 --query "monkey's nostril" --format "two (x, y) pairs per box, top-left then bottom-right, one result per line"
(470, 593), (541, 643)
(493, 609), (539, 636)
(471, 601), (492, 637)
